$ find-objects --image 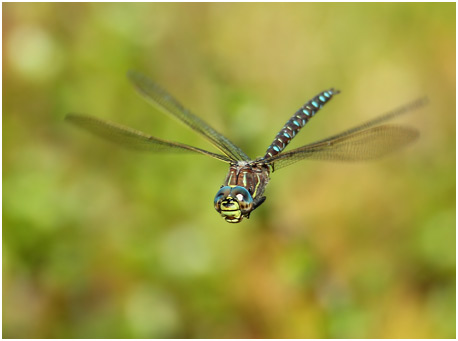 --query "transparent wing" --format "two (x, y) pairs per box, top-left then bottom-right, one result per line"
(268, 125), (418, 170)
(127, 70), (250, 162)
(265, 97), (427, 171)
(66, 114), (233, 163)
